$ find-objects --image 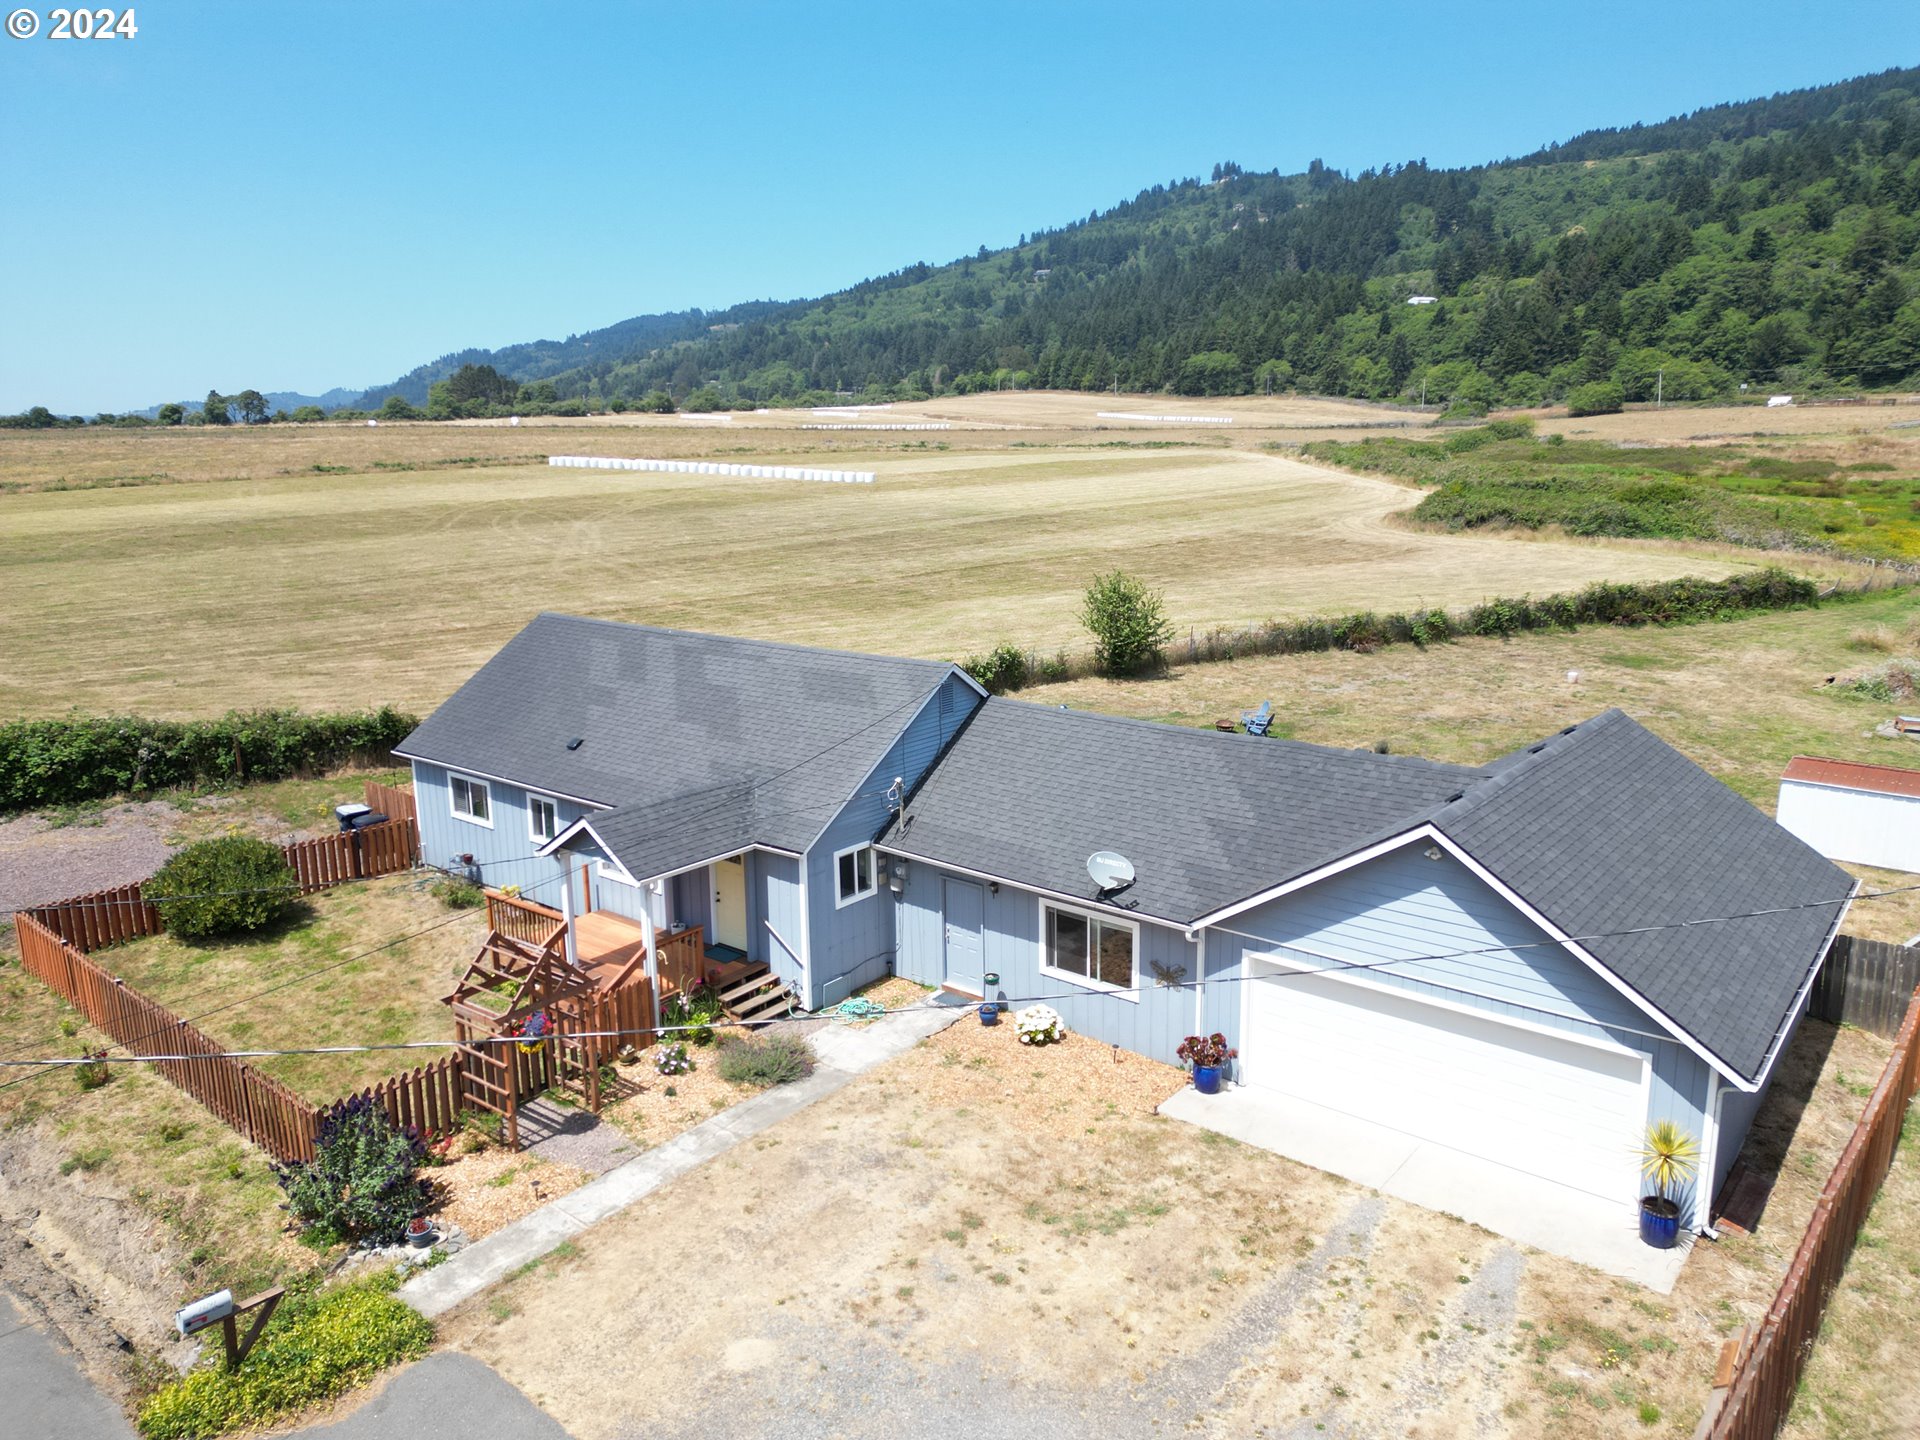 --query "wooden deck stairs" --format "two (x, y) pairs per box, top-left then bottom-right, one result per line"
(444, 924), (603, 1145)
(713, 961), (796, 1026)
